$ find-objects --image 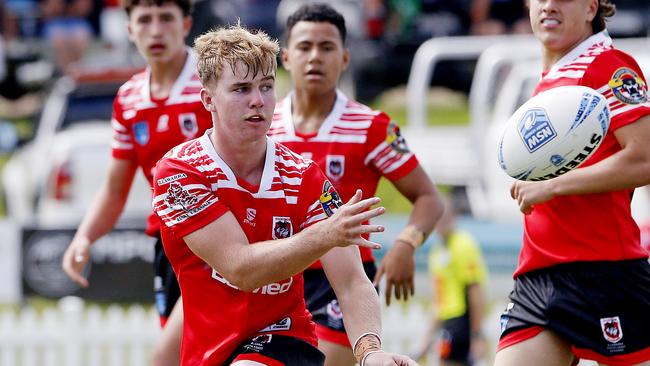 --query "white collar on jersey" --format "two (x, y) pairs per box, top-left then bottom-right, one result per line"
(280, 89), (348, 137)
(198, 129), (277, 194)
(141, 47), (199, 106)
(547, 30), (612, 76)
